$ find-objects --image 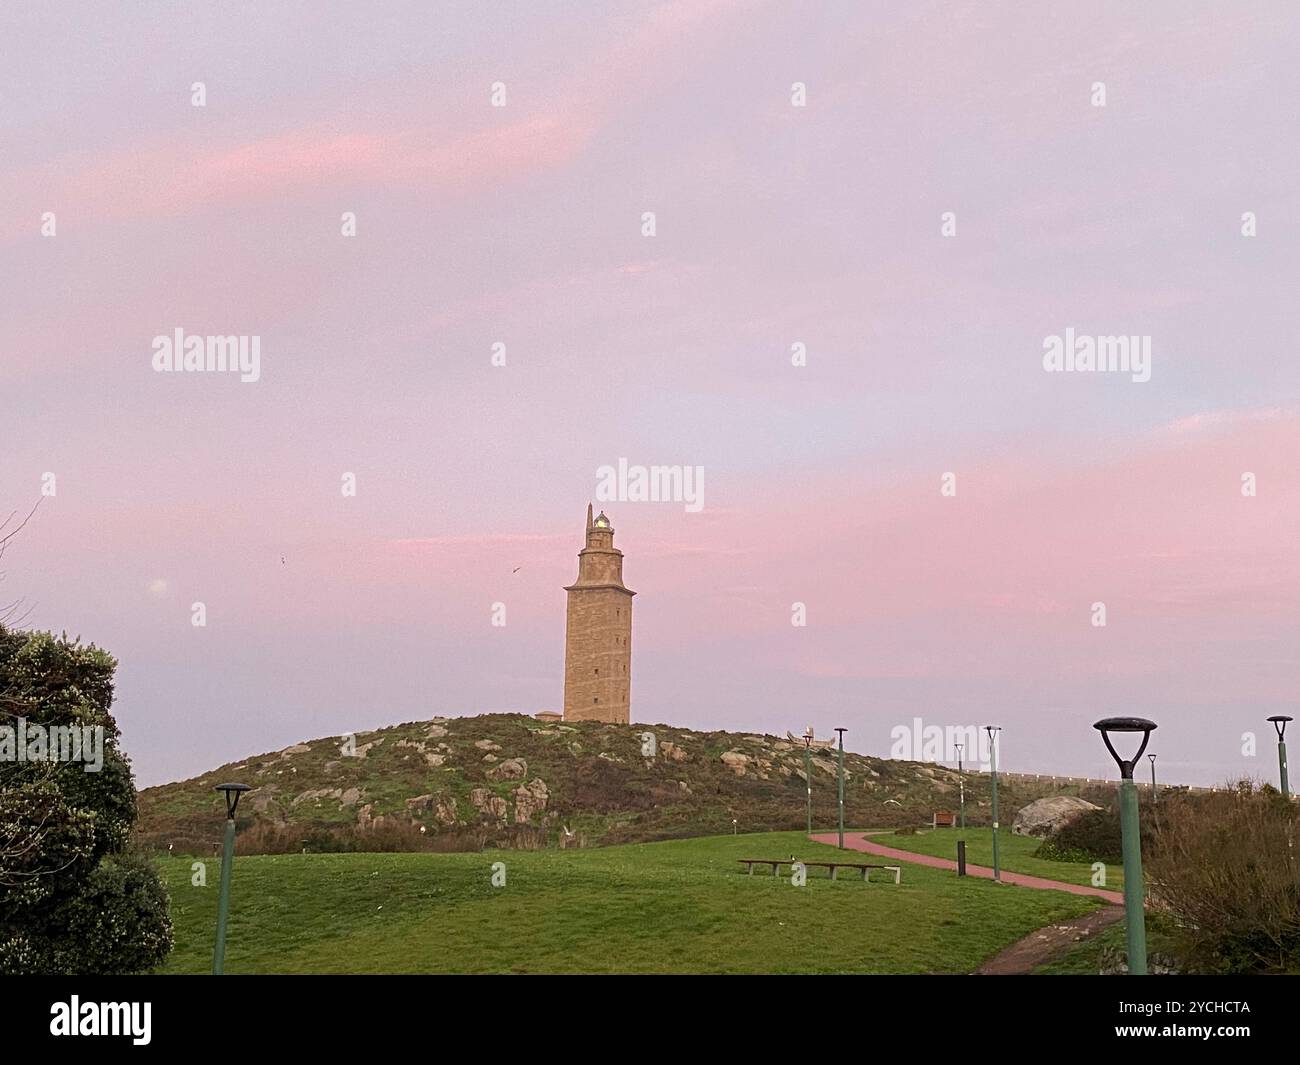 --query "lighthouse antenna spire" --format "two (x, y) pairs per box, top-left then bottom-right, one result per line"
(586, 502), (594, 530)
